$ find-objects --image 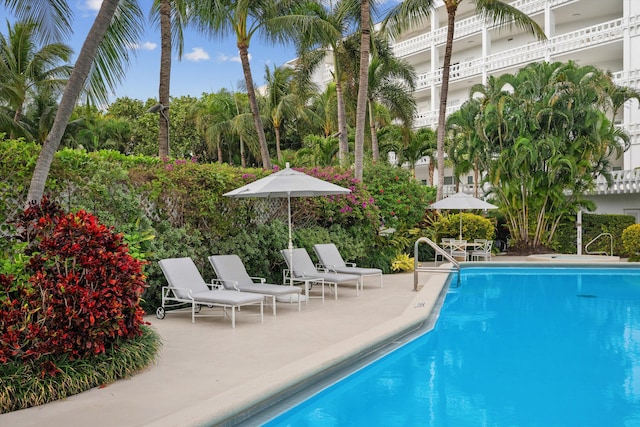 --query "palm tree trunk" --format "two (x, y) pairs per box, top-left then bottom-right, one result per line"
(240, 136), (246, 167)
(436, 6), (457, 201)
(335, 78), (348, 165)
(26, 0), (120, 207)
(158, 0), (171, 158)
(368, 98), (379, 162)
(354, 0), (371, 180)
(274, 124), (282, 162)
(238, 44), (271, 170)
